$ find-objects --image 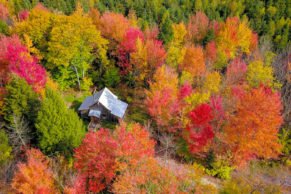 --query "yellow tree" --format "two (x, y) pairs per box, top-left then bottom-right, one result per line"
(166, 22), (187, 69)
(46, 6), (108, 90)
